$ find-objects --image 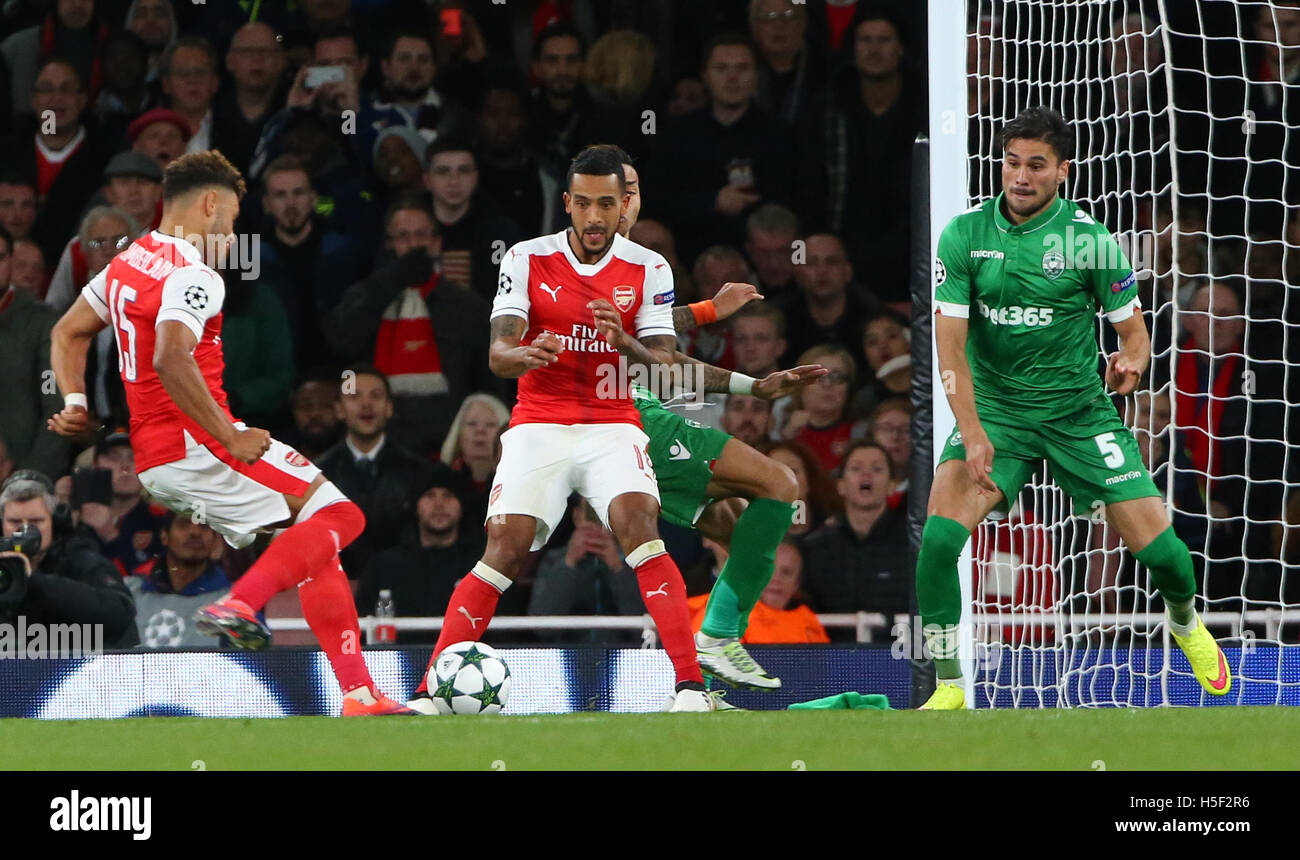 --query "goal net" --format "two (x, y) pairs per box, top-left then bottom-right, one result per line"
(954, 0), (1299, 706)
